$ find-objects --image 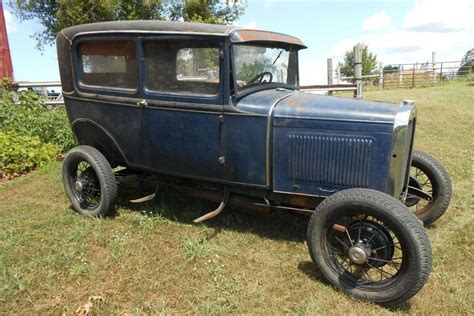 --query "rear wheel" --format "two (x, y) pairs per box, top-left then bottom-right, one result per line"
(62, 145), (117, 217)
(405, 150), (452, 225)
(307, 189), (432, 306)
